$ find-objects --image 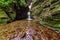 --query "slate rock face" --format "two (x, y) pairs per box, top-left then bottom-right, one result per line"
(0, 20), (60, 40)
